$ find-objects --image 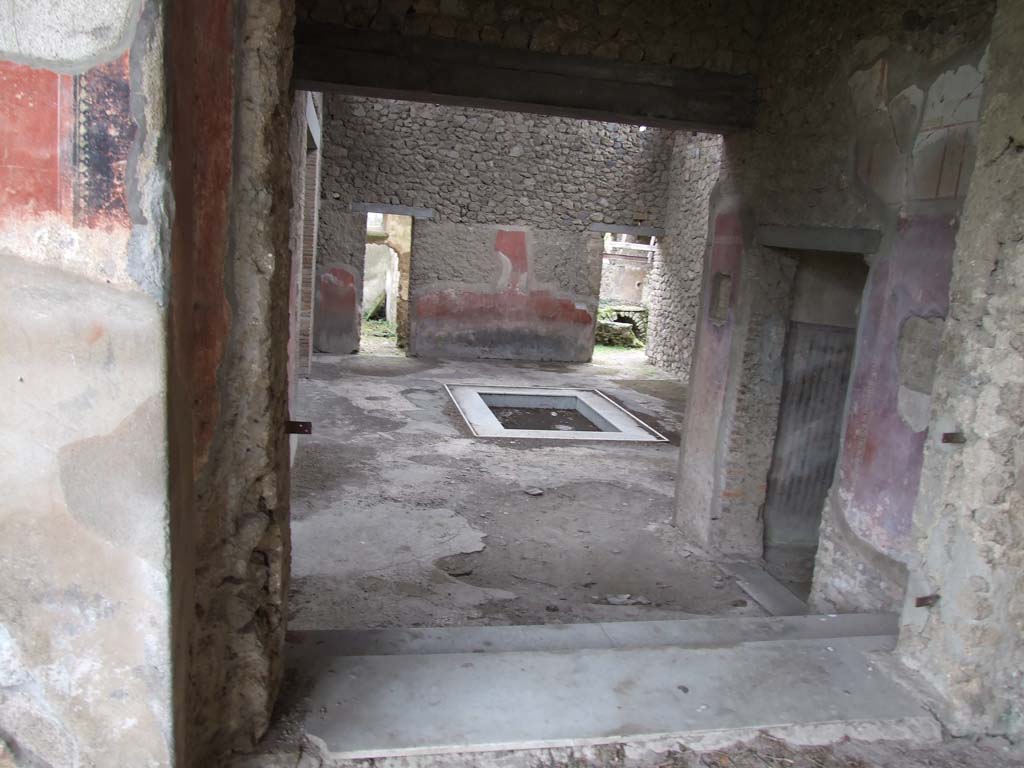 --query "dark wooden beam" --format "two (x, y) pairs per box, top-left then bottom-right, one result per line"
(293, 23), (756, 132)
(757, 225), (883, 254)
